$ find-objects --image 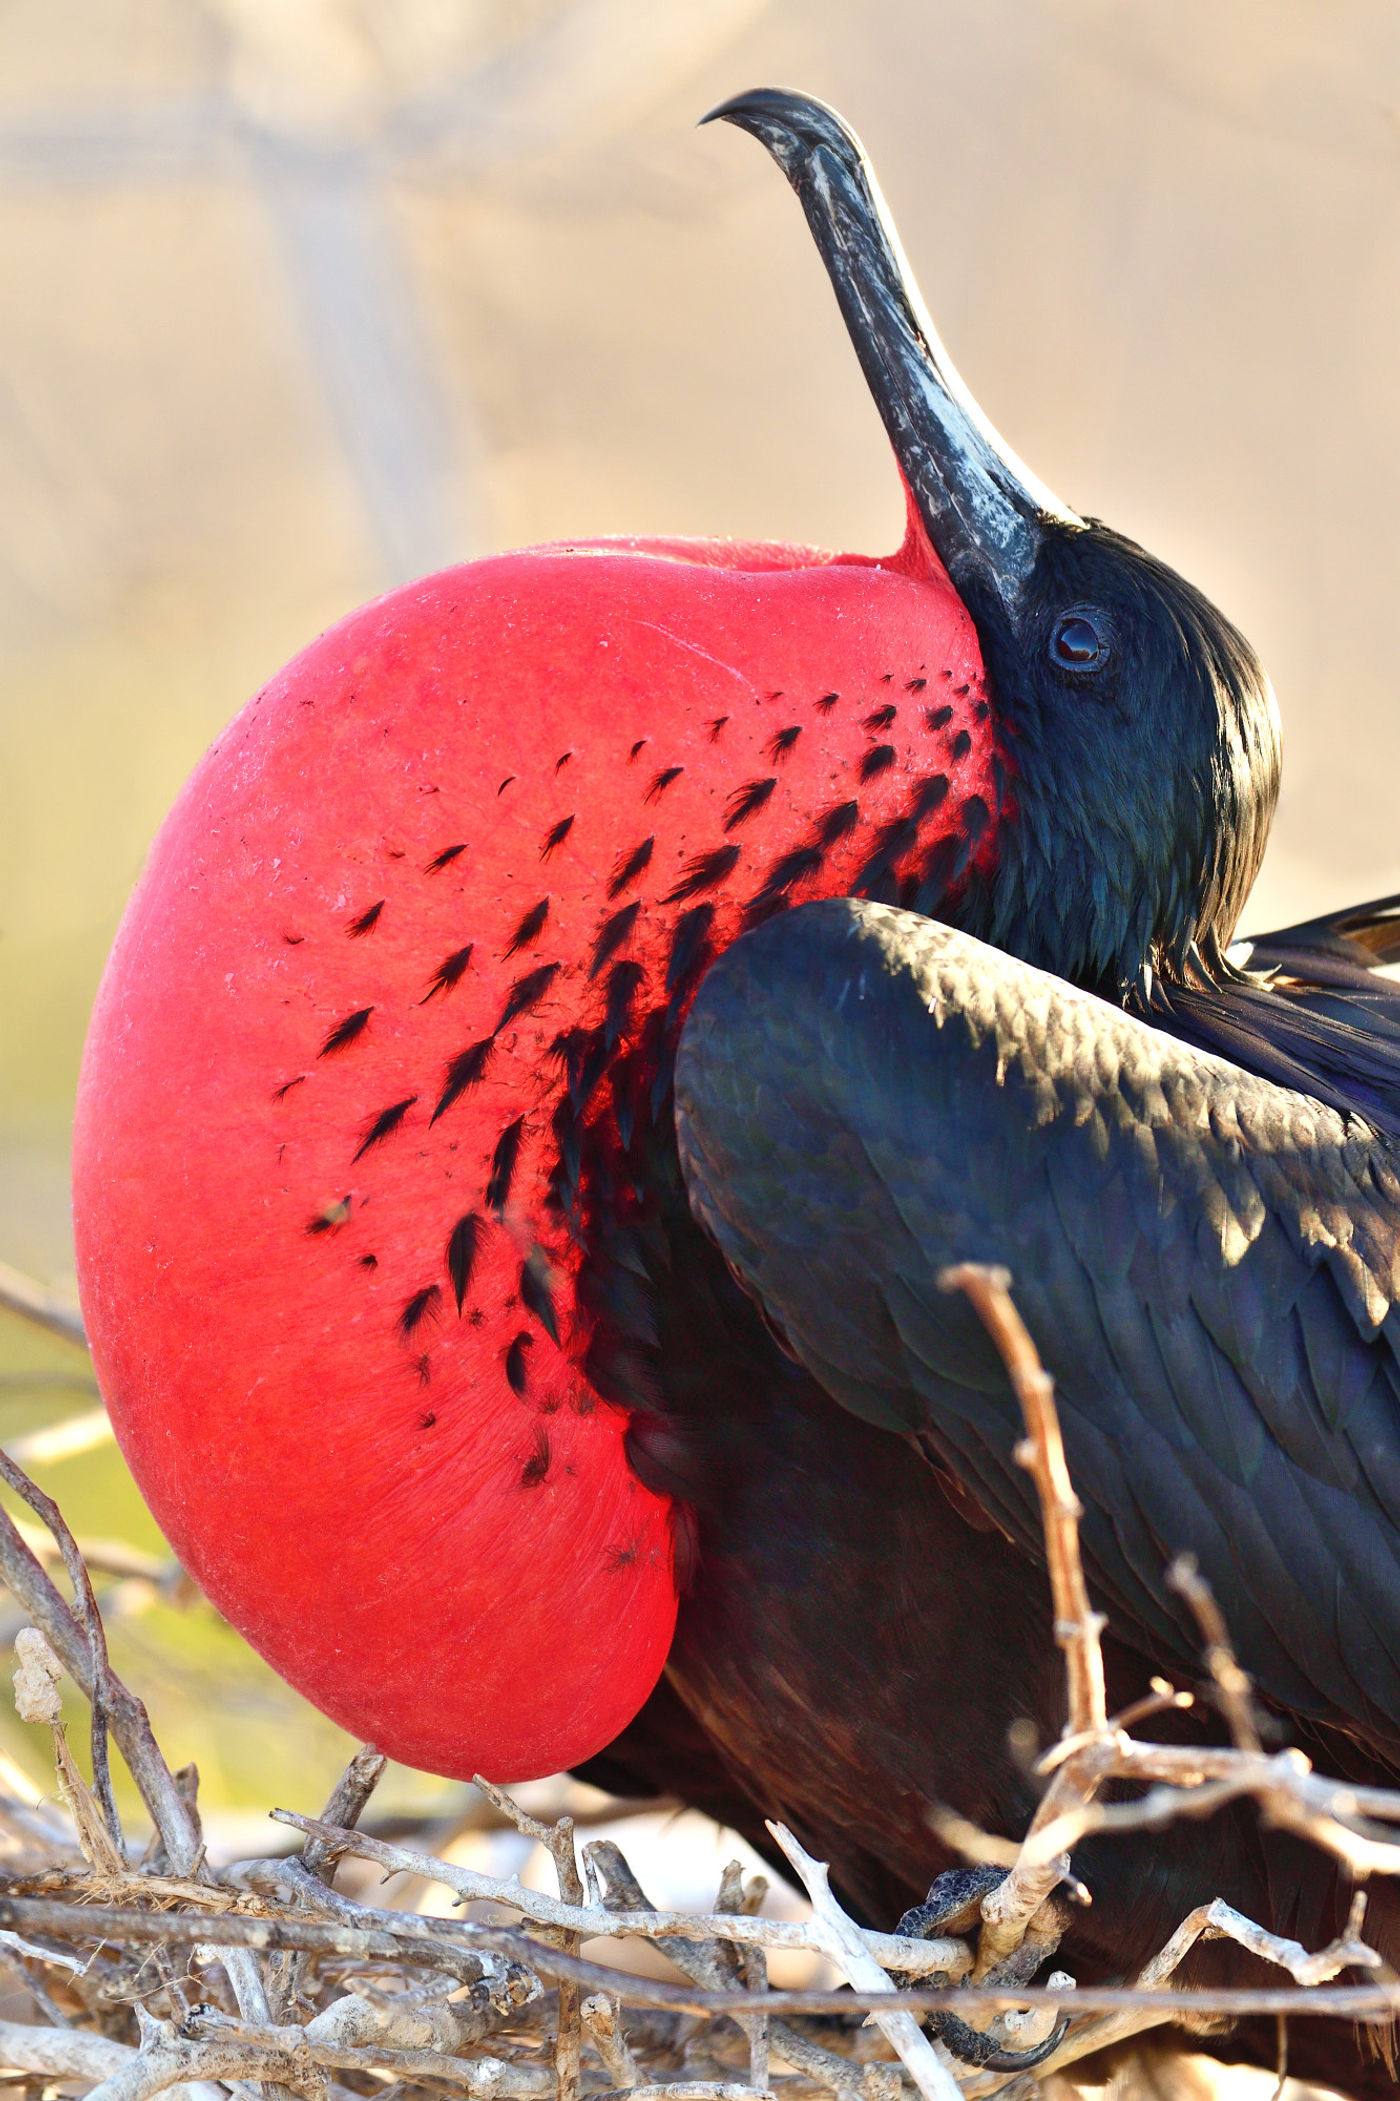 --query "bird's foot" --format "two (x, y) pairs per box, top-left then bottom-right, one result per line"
(895, 1867), (1072, 2073)
(896, 1864), (1005, 1942)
